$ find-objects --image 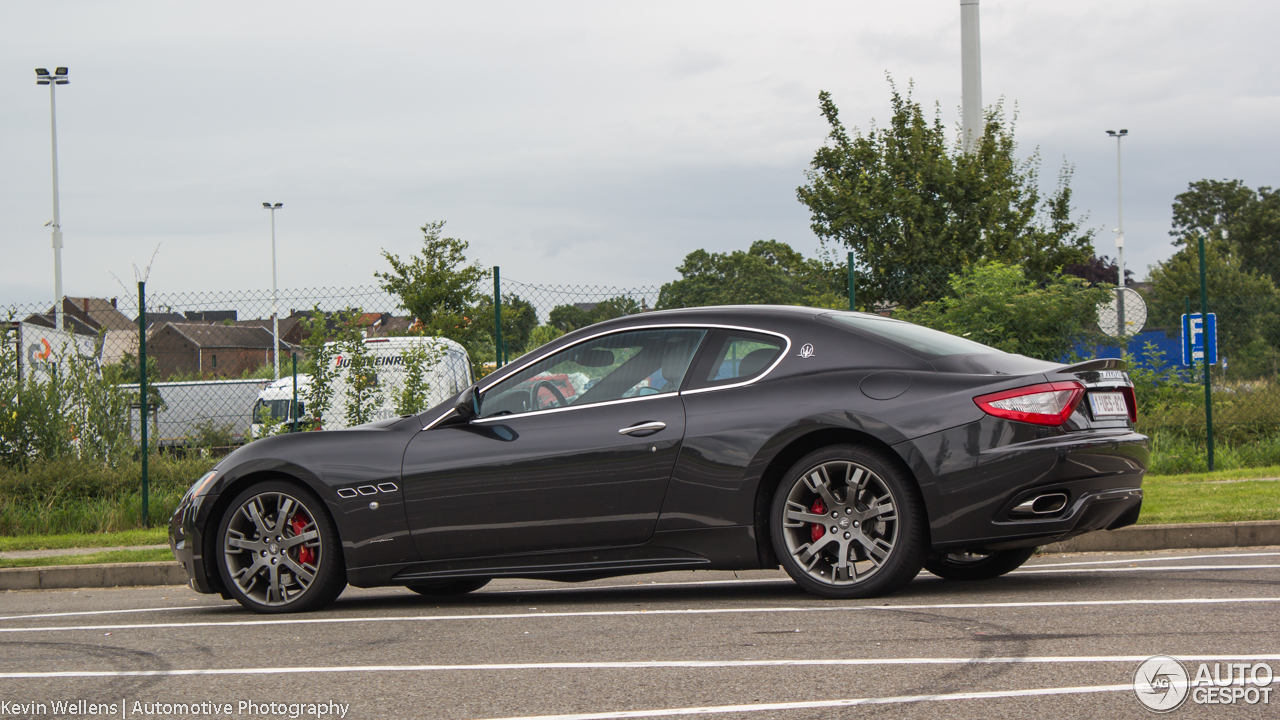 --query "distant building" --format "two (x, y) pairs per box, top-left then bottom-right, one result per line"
(147, 322), (294, 380)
